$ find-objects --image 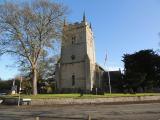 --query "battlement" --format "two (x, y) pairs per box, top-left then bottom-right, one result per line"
(63, 13), (92, 32)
